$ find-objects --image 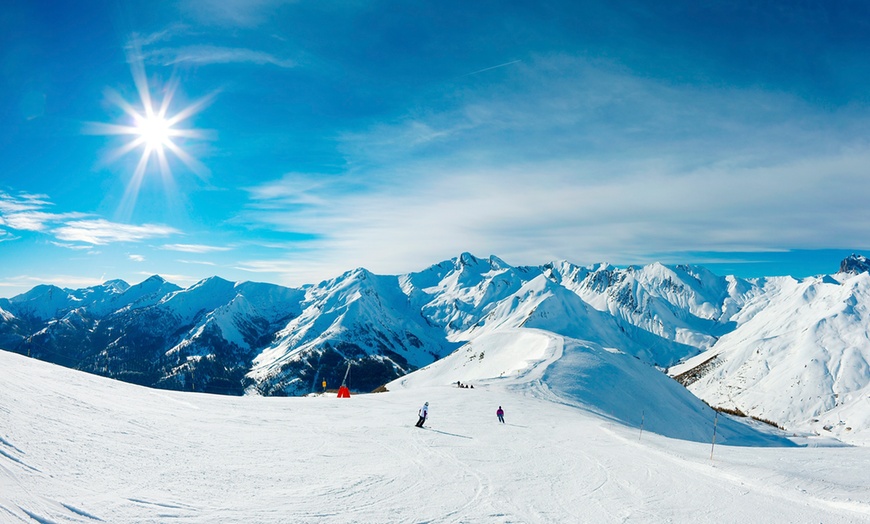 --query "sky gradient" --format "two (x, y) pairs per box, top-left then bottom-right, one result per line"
(2, 1), (869, 297)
